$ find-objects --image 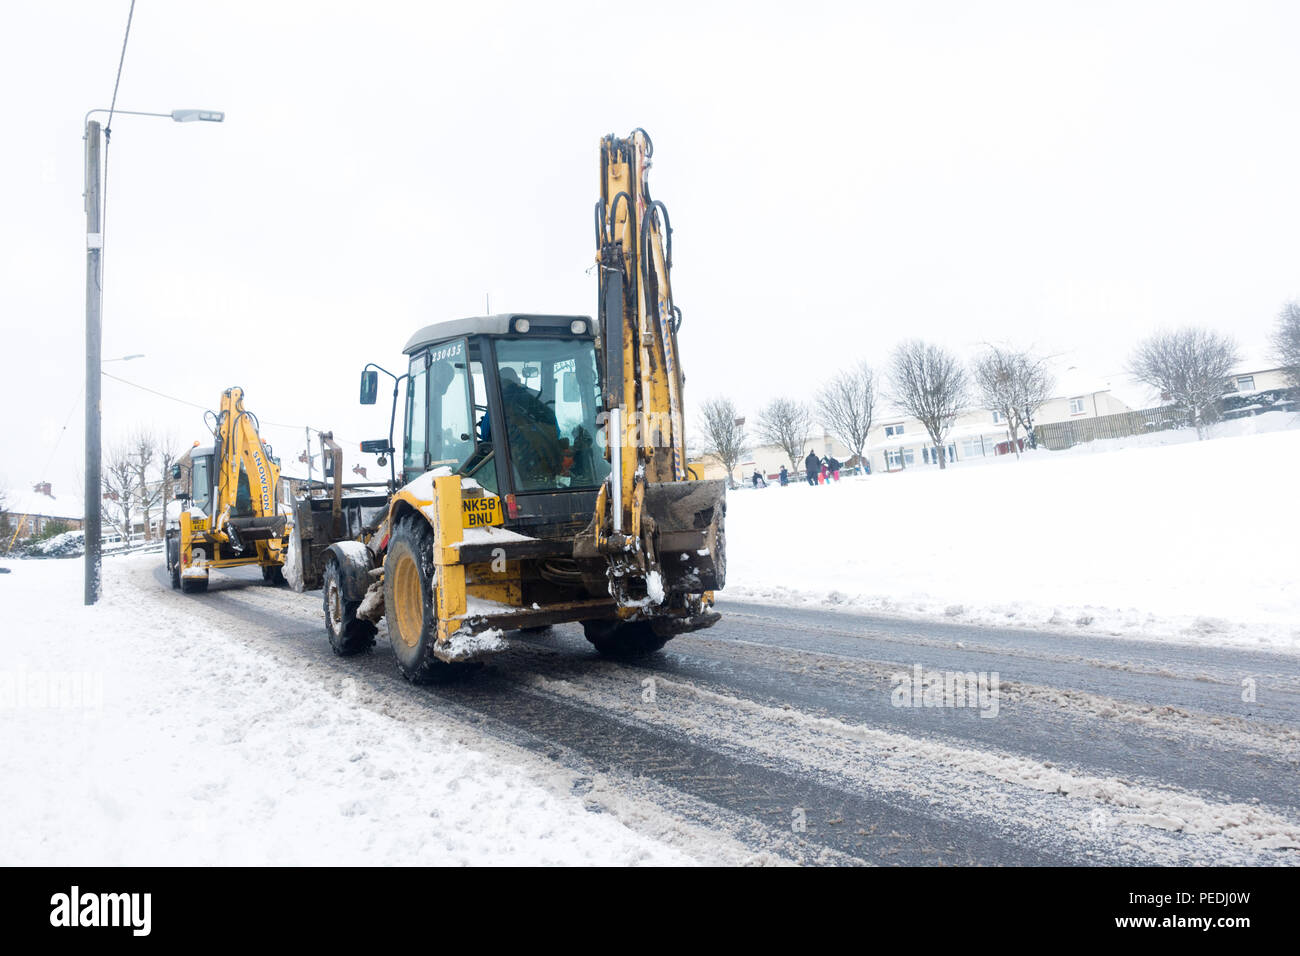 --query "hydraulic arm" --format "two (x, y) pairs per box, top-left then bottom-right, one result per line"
(581, 129), (726, 608)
